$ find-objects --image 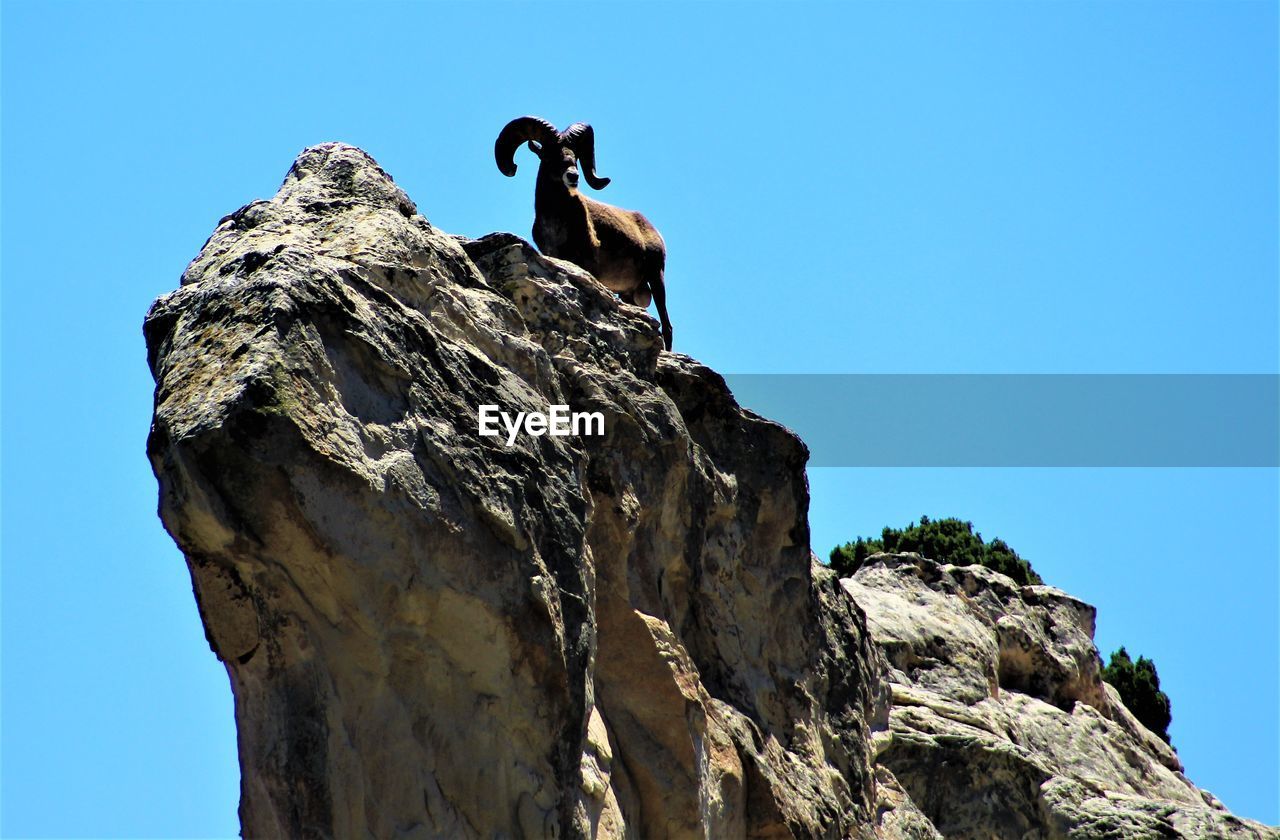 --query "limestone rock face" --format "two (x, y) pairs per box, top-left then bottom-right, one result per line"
(147, 143), (1274, 839)
(146, 143), (886, 839)
(845, 553), (1278, 840)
